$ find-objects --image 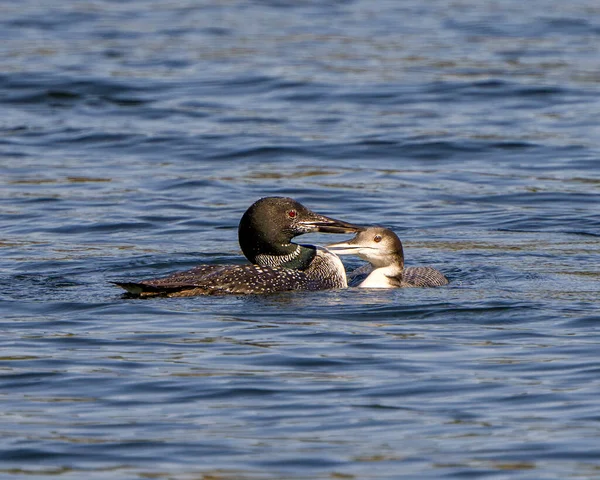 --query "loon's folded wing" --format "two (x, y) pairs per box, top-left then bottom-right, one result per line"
(115, 264), (317, 297)
(402, 266), (448, 287)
